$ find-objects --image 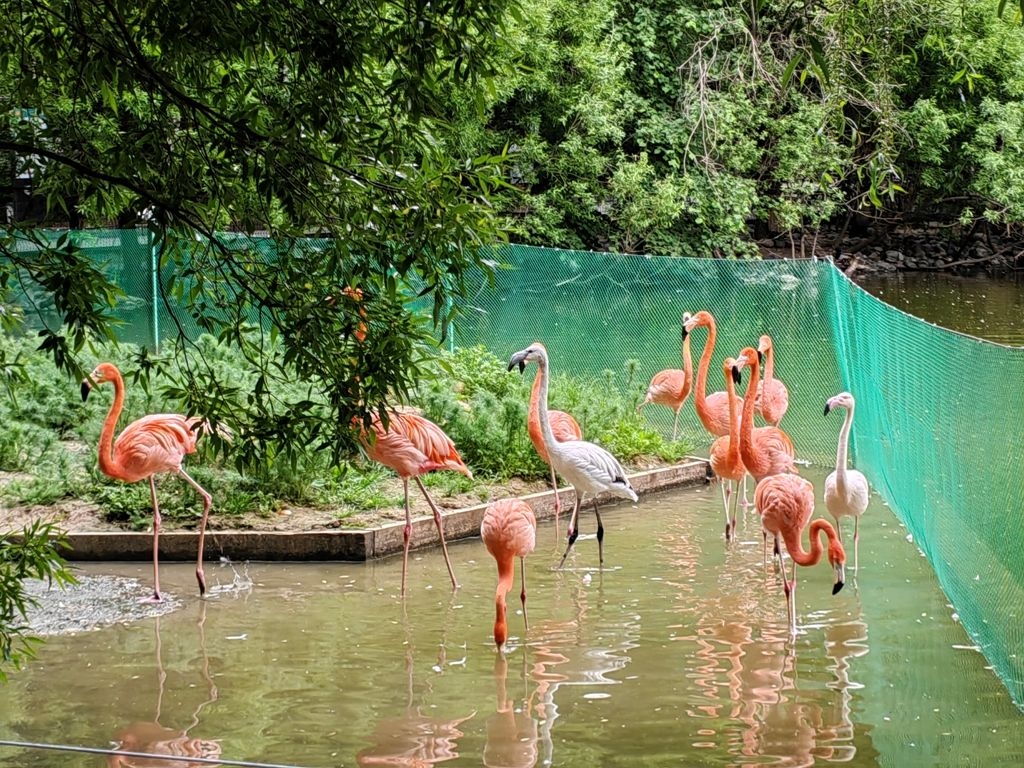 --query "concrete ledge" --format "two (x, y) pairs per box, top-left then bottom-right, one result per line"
(59, 458), (710, 562)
